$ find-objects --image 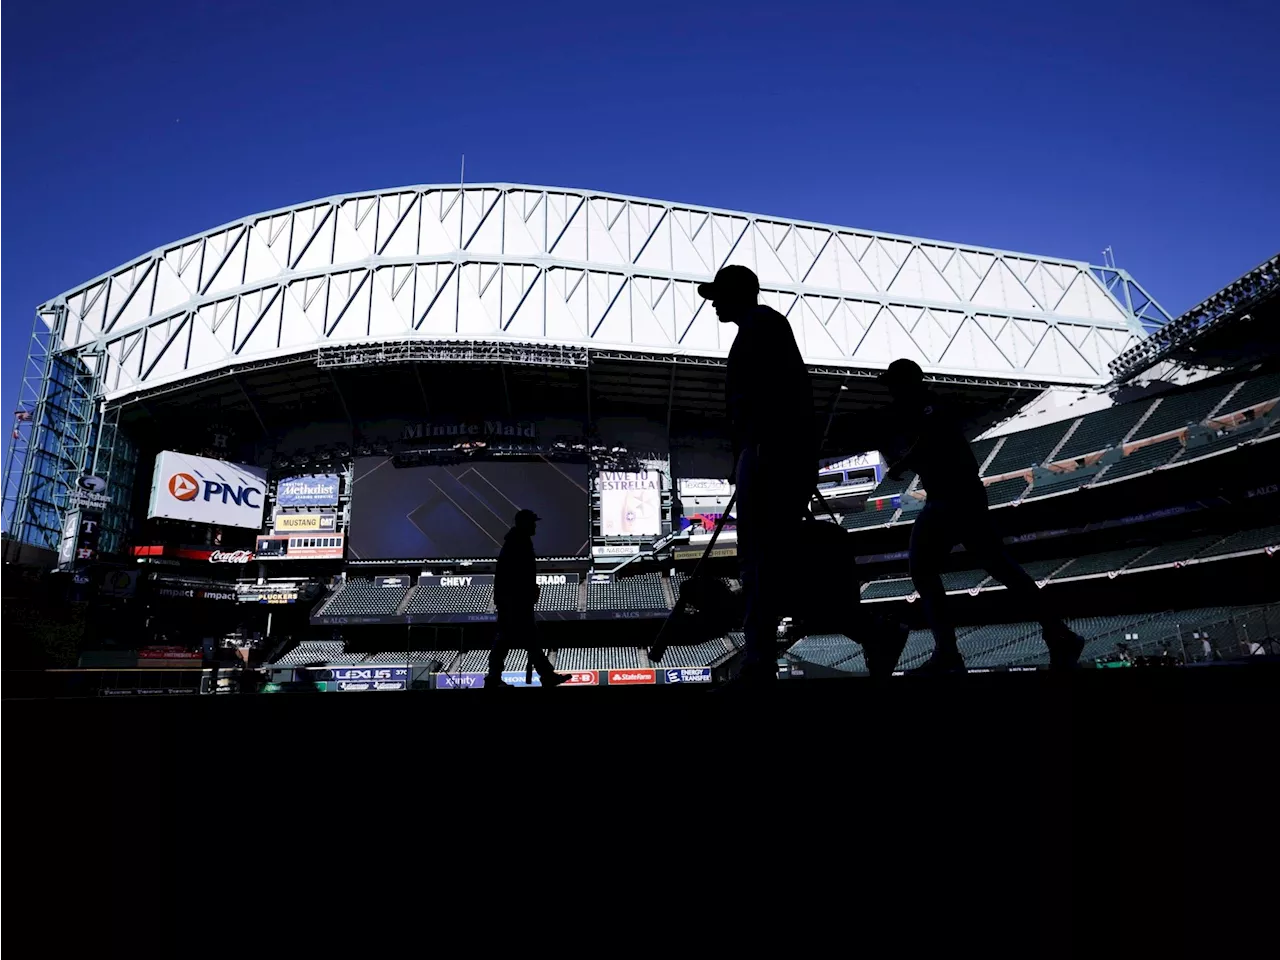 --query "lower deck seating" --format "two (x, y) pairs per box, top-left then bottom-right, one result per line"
(535, 583), (580, 611)
(405, 584), (493, 614)
(323, 579), (411, 616)
(585, 574), (668, 610)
